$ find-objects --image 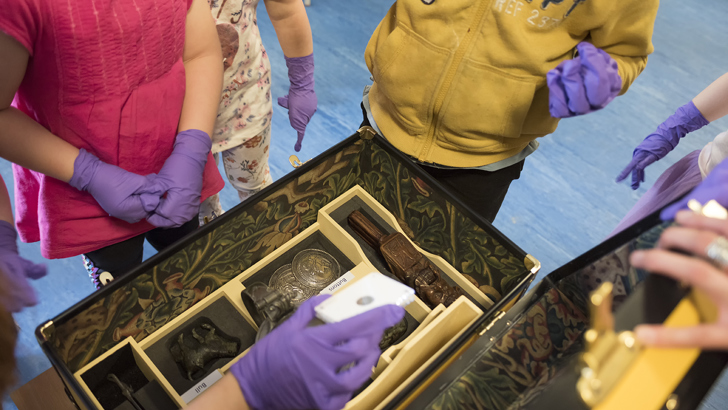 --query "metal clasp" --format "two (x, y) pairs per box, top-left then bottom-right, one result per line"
(357, 126), (377, 140)
(577, 282), (641, 407)
(289, 155), (308, 168)
(478, 311), (505, 336)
